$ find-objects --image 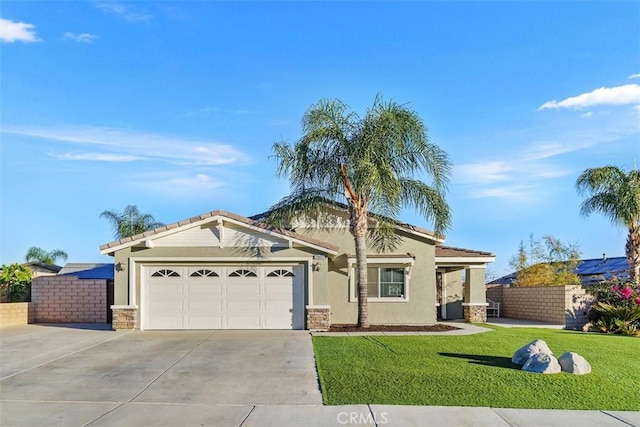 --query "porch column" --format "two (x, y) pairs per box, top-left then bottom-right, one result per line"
(462, 266), (488, 323)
